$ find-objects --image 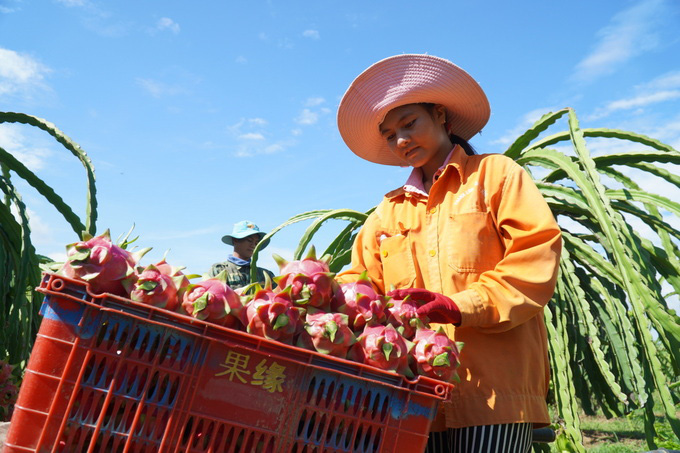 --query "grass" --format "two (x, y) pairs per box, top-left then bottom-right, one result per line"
(536, 408), (680, 452)
(580, 414), (647, 452)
